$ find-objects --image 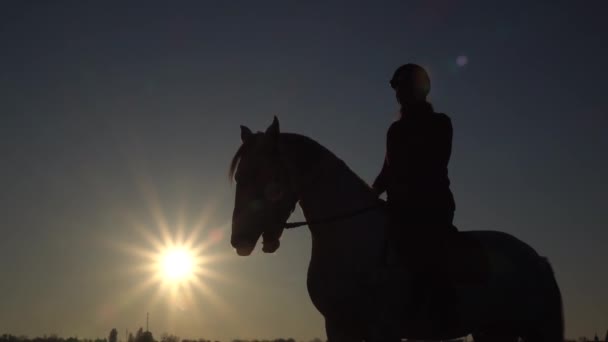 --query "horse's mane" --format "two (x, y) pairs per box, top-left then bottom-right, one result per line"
(228, 133), (260, 182)
(229, 133), (324, 182)
(229, 132), (371, 191)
